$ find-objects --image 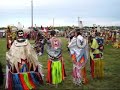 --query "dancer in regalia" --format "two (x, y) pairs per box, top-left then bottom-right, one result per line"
(46, 30), (66, 86)
(106, 30), (112, 45)
(6, 26), (13, 50)
(90, 31), (104, 79)
(111, 31), (116, 44)
(113, 31), (120, 48)
(6, 29), (43, 90)
(34, 32), (45, 56)
(68, 29), (88, 85)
